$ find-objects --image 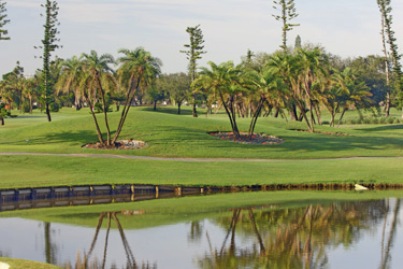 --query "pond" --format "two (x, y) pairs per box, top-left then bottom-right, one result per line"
(0, 191), (403, 269)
